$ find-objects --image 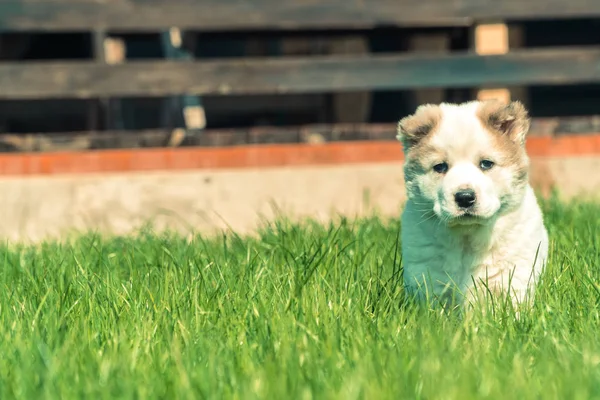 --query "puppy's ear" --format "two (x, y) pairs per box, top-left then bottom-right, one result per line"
(478, 100), (530, 145)
(397, 104), (441, 150)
